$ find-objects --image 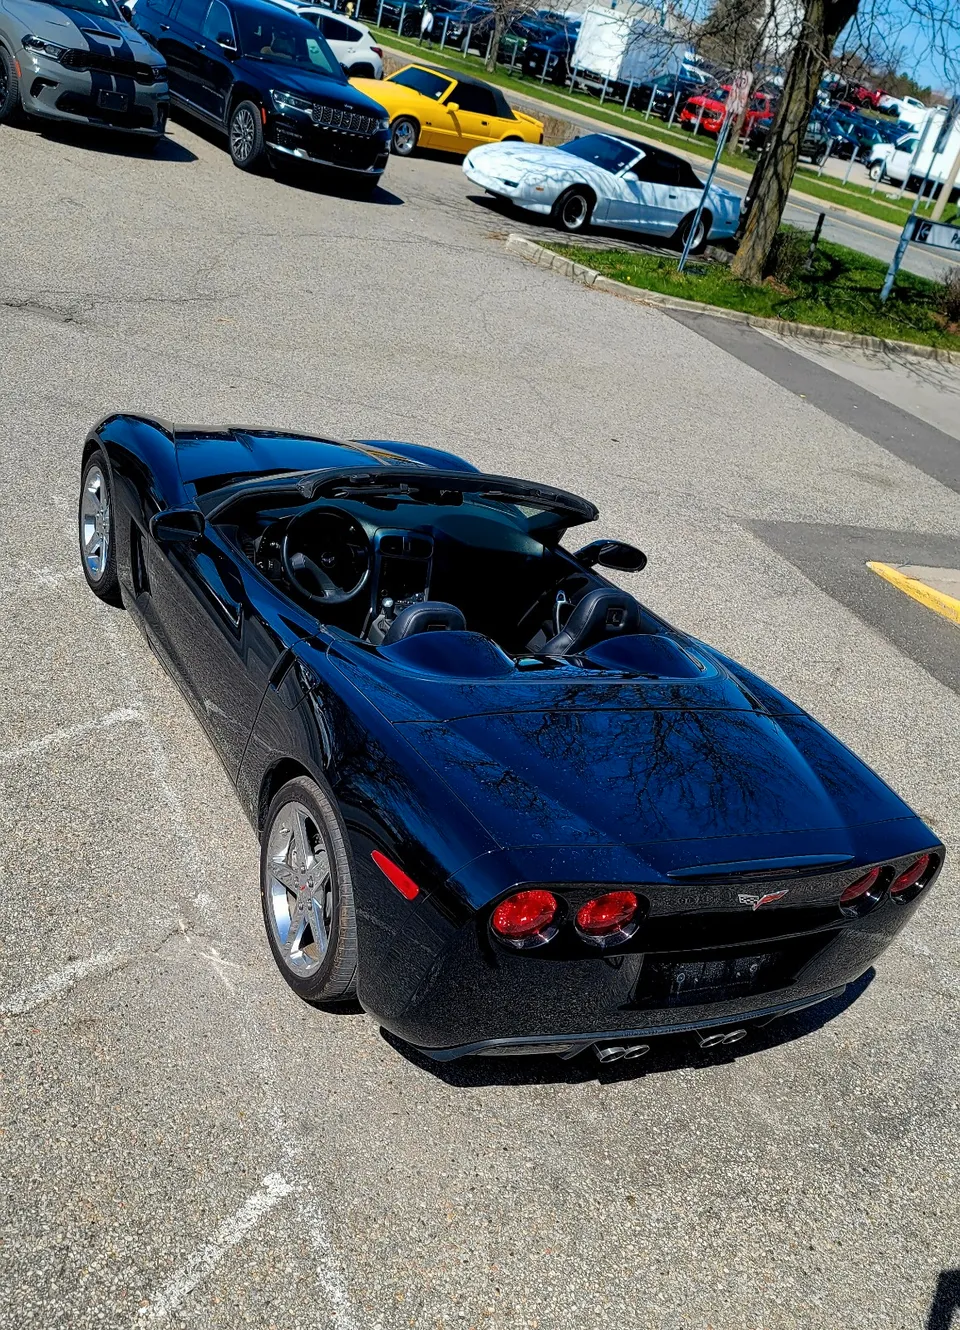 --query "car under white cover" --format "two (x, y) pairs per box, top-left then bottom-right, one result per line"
(464, 133), (741, 249)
